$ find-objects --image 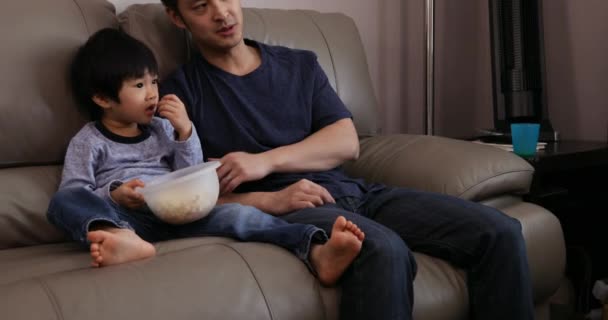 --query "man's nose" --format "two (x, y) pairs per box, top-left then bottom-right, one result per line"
(212, 2), (229, 21)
